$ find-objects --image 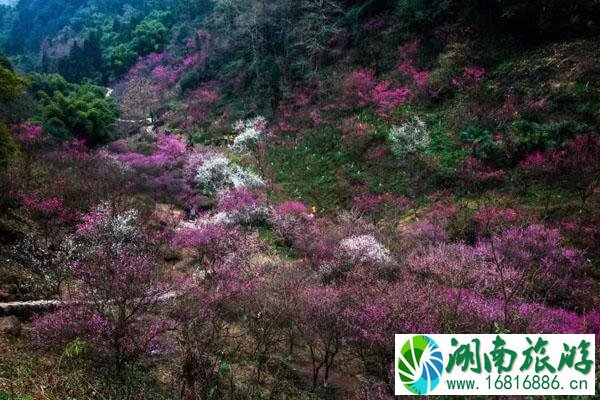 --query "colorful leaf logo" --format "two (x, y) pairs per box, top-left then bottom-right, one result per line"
(397, 335), (444, 395)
